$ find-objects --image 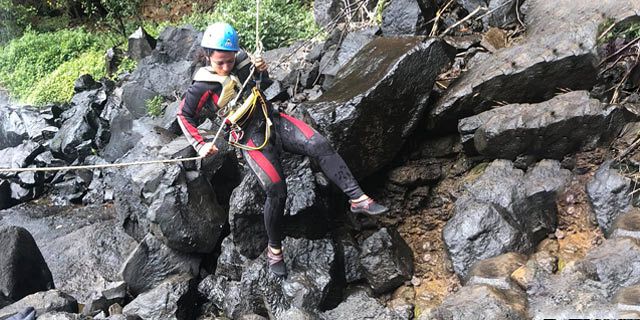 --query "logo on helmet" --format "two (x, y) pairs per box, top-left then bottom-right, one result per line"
(225, 39), (233, 48)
